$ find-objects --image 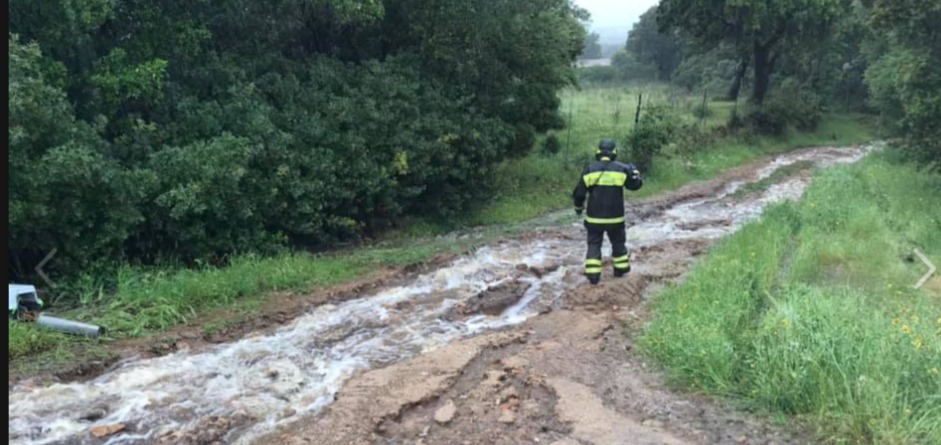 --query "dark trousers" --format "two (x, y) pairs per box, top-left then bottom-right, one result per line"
(584, 222), (630, 278)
